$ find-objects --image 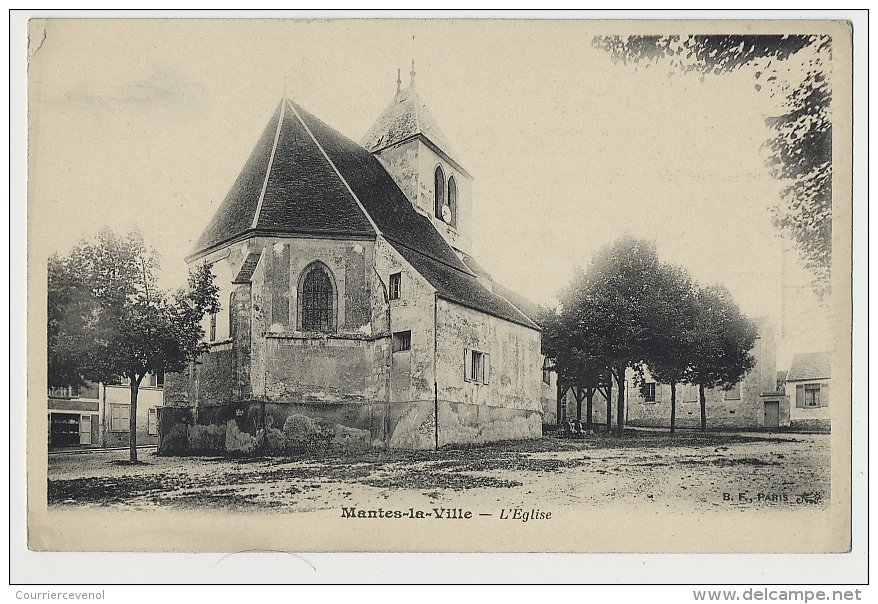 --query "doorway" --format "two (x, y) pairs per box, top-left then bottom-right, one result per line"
(50, 413), (81, 447)
(763, 401), (779, 429)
